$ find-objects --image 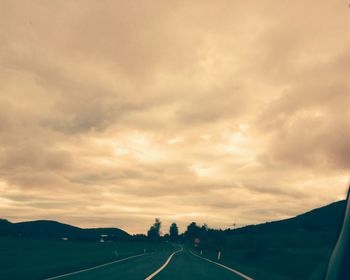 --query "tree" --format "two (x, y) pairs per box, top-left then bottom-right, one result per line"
(185, 222), (201, 241)
(147, 218), (161, 242)
(169, 222), (179, 242)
